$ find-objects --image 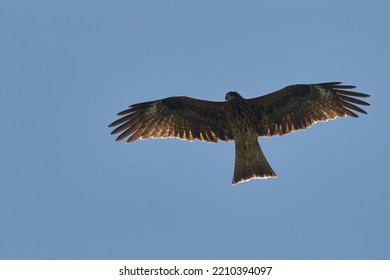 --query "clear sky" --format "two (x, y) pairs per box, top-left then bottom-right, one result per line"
(1, 0), (389, 260)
